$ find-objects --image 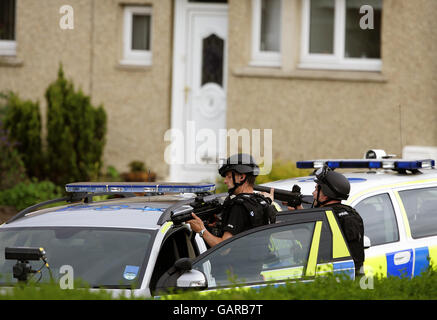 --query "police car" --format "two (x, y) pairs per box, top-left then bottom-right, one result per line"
(0, 181), (357, 297)
(262, 150), (437, 279)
